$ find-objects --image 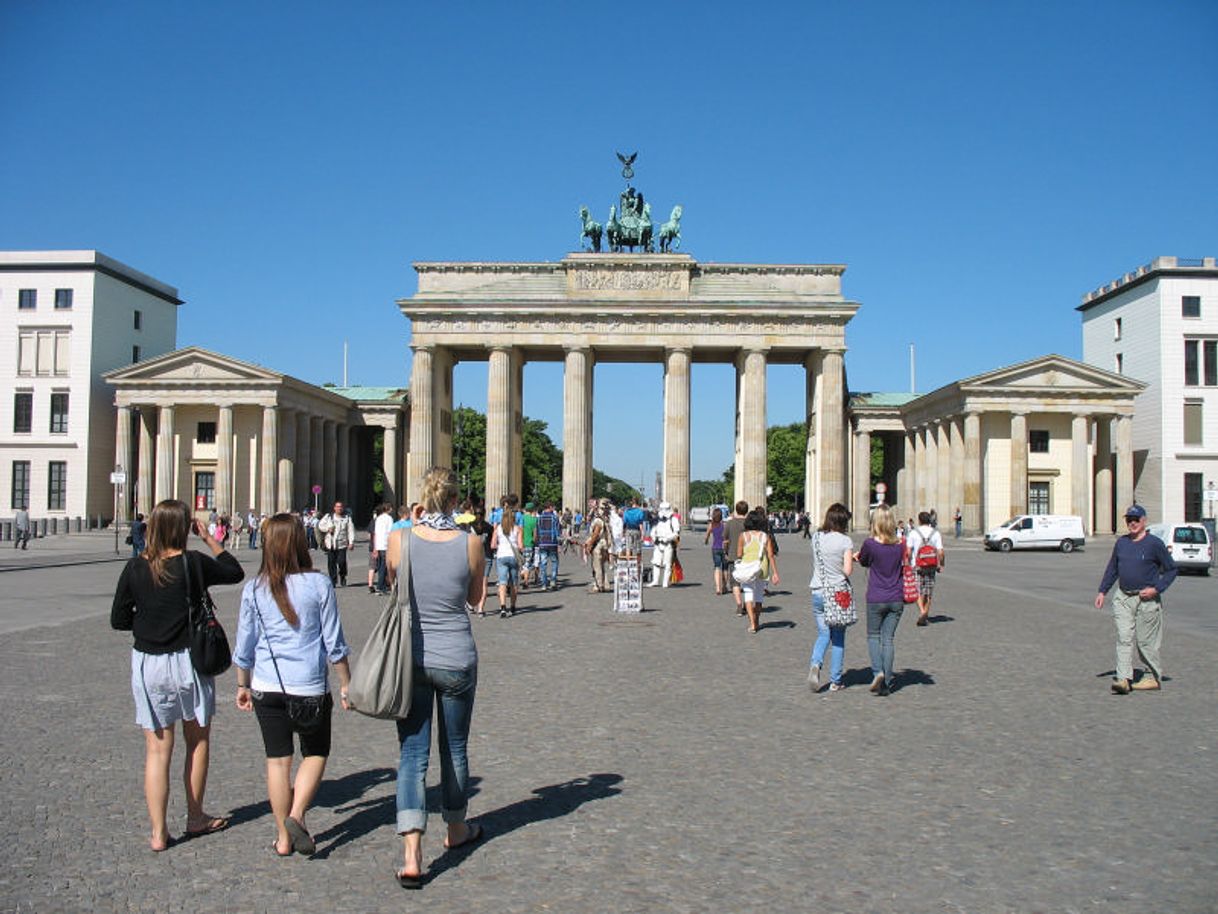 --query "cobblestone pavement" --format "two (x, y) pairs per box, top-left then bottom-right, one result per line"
(1, 536), (1215, 912)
